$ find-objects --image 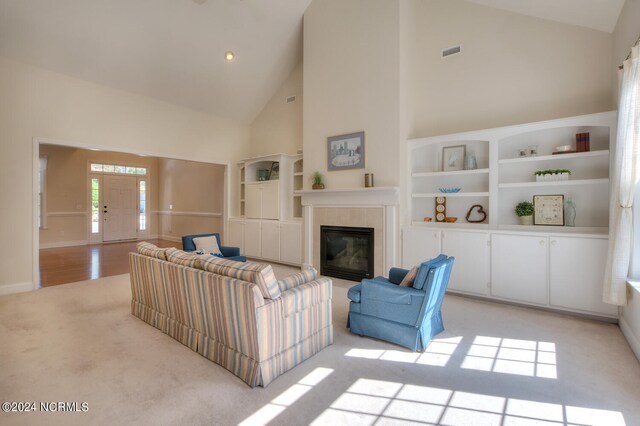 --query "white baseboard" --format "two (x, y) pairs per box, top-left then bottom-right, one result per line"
(0, 281), (35, 296)
(40, 240), (88, 249)
(619, 316), (640, 362)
